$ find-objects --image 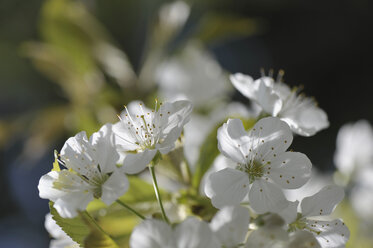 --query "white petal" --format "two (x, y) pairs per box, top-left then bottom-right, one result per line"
(278, 200), (299, 224)
(174, 217), (219, 248)
(205, 168), (250, 208)
(249, 117), (293, 163)
(334, 120), (373, 175)
(288, 231), (321, 248)
(54, 191), (94, 218)
(130, 219), (175, 248)
(44, 213), (66, 239)
(255, 77), (283, 116)
(38, 171), (66, 201)
(280, 95), (329, 137)
(158, 100), (193, 136)
(245, 226), (288, 248)
(101, 170), (129, 205)
(122, 149), (157, 174)
(230, 73), (256, 99)
(90, 123), (119, 173)
(60, 131), (96, 174)
(249, 179), (288, 214)
(301, 185), (344, 217)
(210, 205), (250, 247)
(112, 121), (140, 151)
(305, 219), (349, 248)
(269, 152), (312, 189)
(217, 119), (247, 164)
